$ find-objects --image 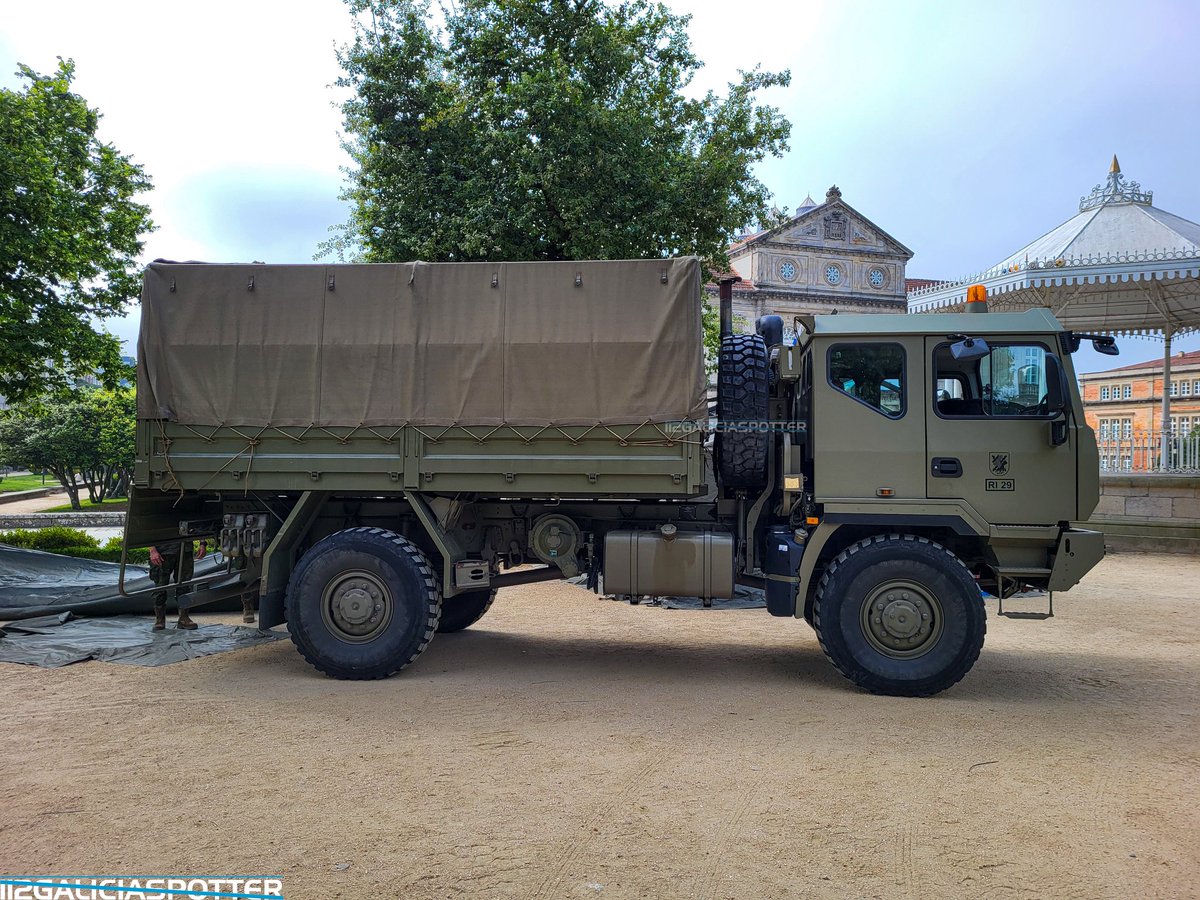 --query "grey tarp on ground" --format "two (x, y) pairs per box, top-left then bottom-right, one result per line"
(137, 257), (707, 427)
(0, 545), (245, 619)
(658, 585), (767, 610)
(569, 576), (767, 610)
(0, 613), (284, 668)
